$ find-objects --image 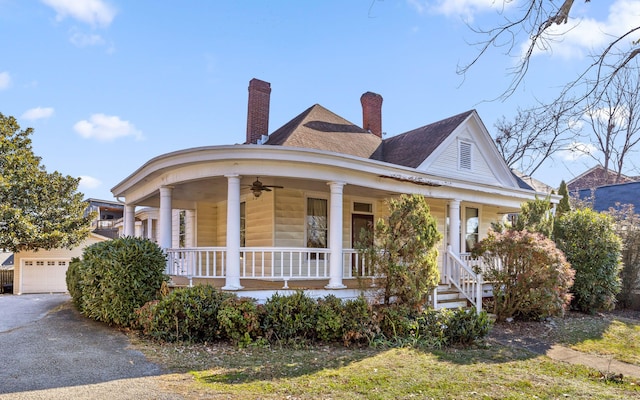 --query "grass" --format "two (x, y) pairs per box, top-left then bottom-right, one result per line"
(555, 314), (640, 366)
(130, 314), (640, 399)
